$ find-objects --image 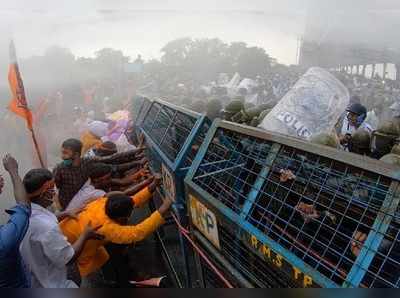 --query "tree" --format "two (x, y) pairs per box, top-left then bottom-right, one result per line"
(159, 38), (272, 84)
(160, 37), (193, 66)
(235, 46), (271, 78)
(226, 42), (248, 65)
(21, 46), (77, 92)
(184, 38), (231, 83)
(94, 48), (130, 77)
(44, 46), (75, 63)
